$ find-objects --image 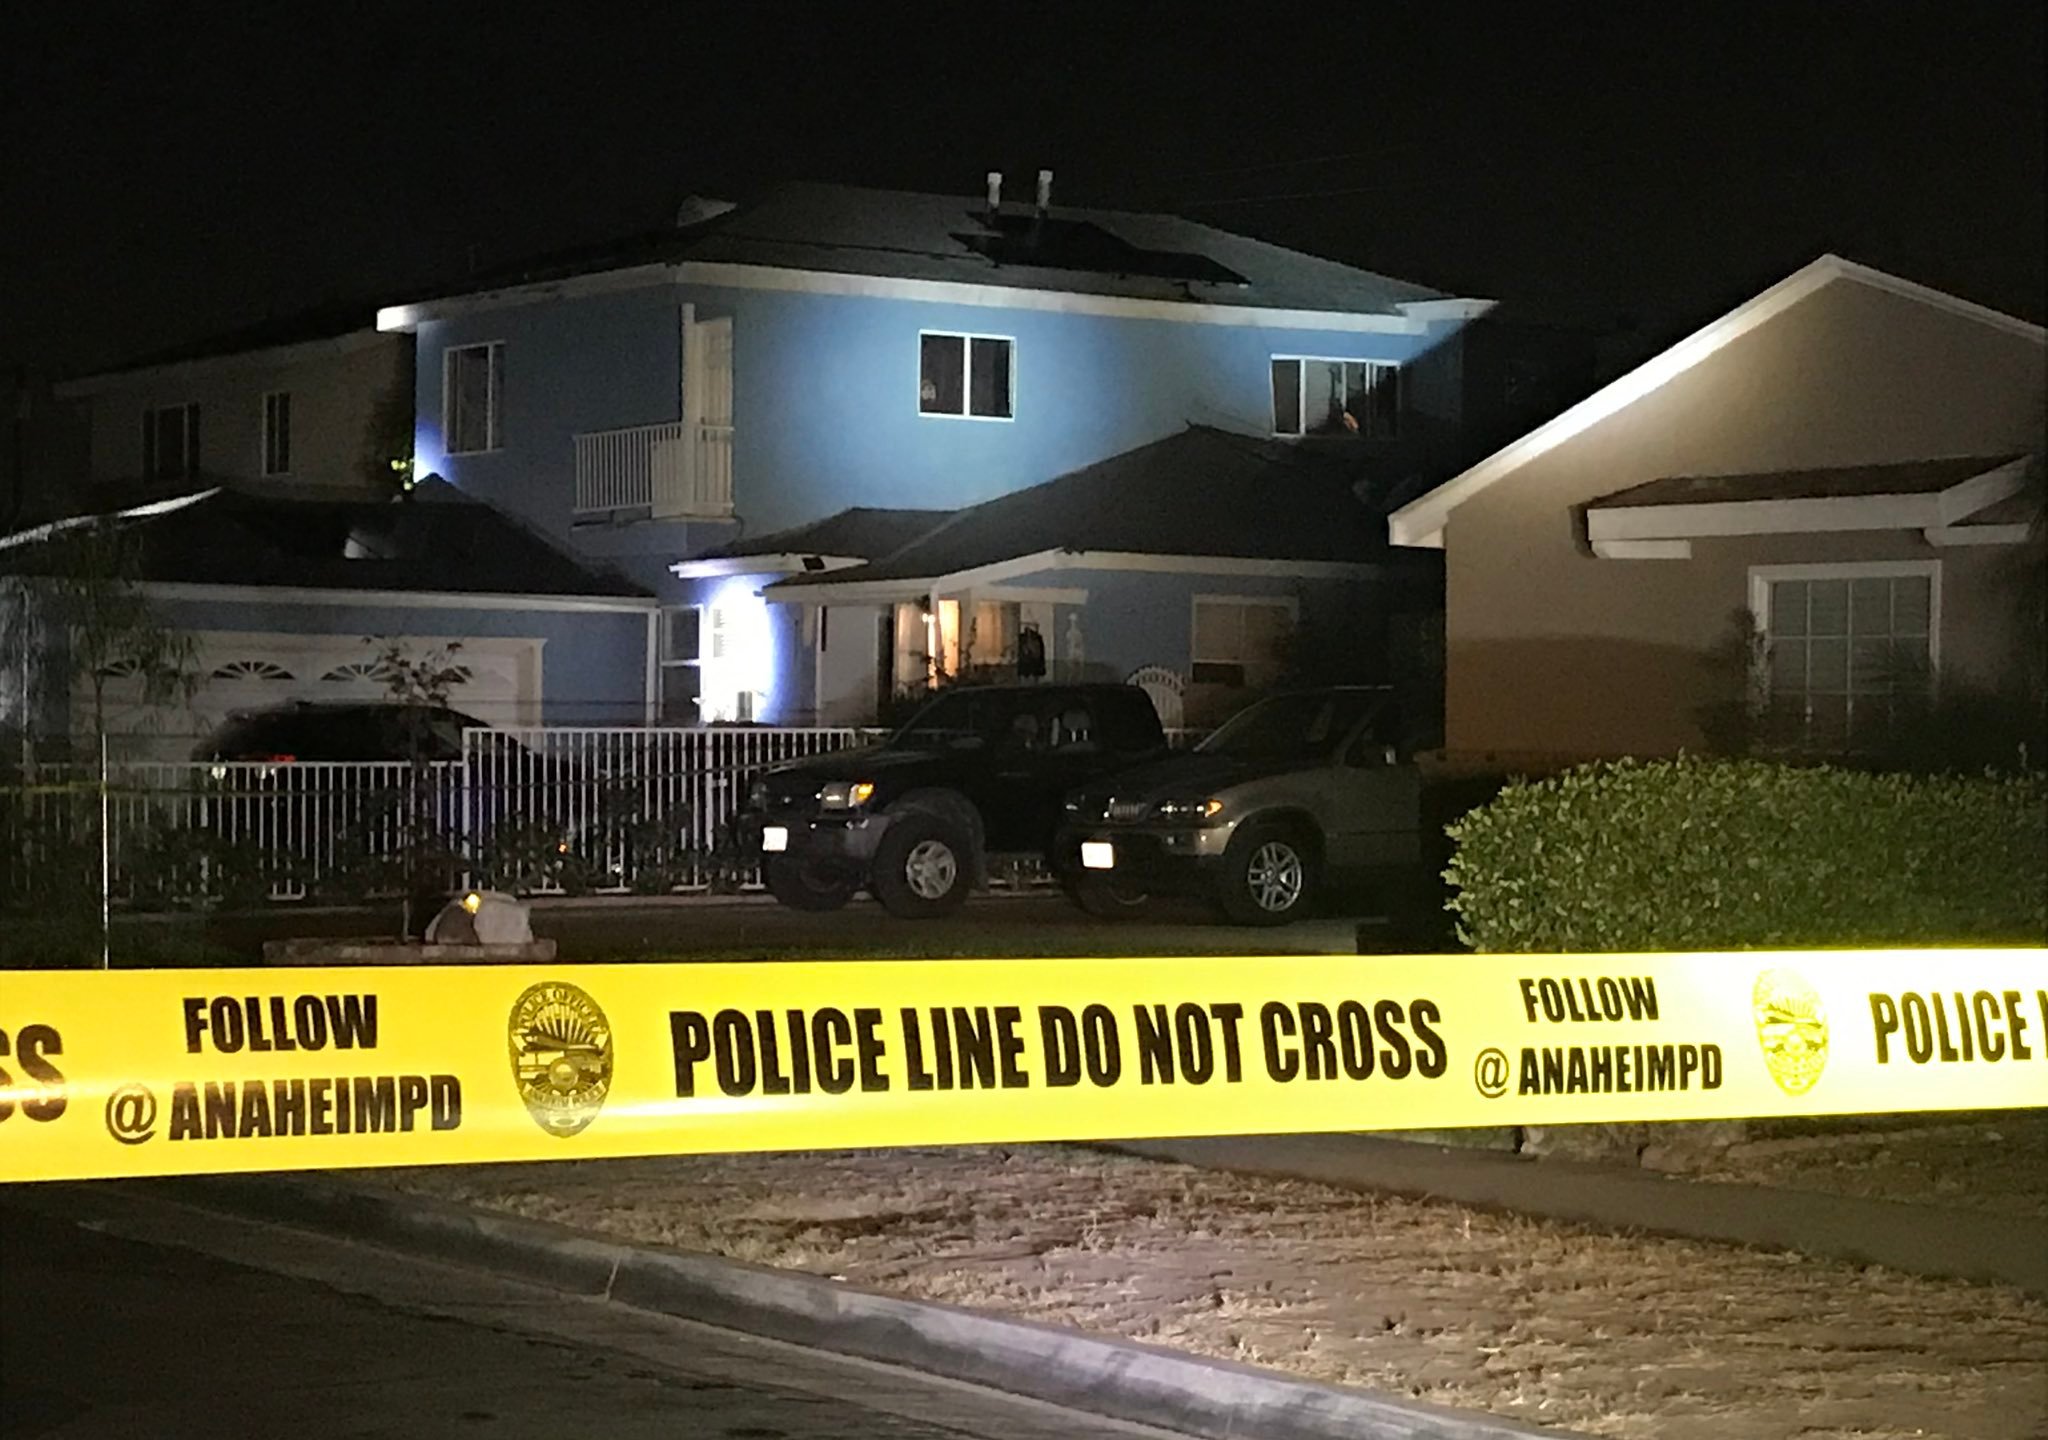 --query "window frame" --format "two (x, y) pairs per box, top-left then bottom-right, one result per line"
(1269, 355), (1402, 439)
(1748, 559), (1942, 738)
(656, 604), (703, 724)
(442, 340), (505, 455)
(1189, 593), (1299, 688)
(141, 400), (201, 480)
(917, 330), (1016, 422)
(260, 389), (292, 477)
